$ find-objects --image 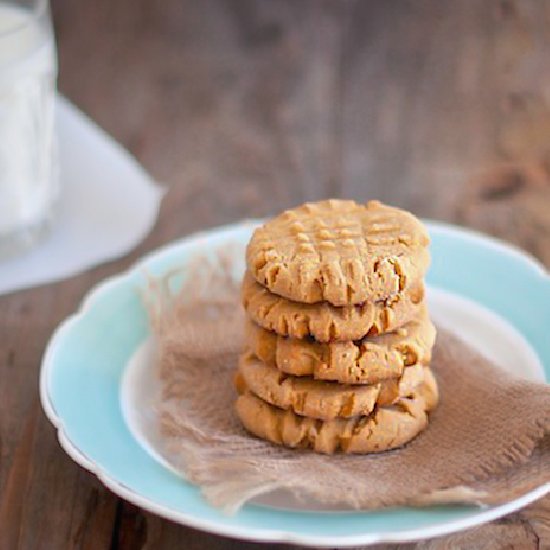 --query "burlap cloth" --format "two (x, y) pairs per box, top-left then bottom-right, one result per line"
(145, 258), (550, 548)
